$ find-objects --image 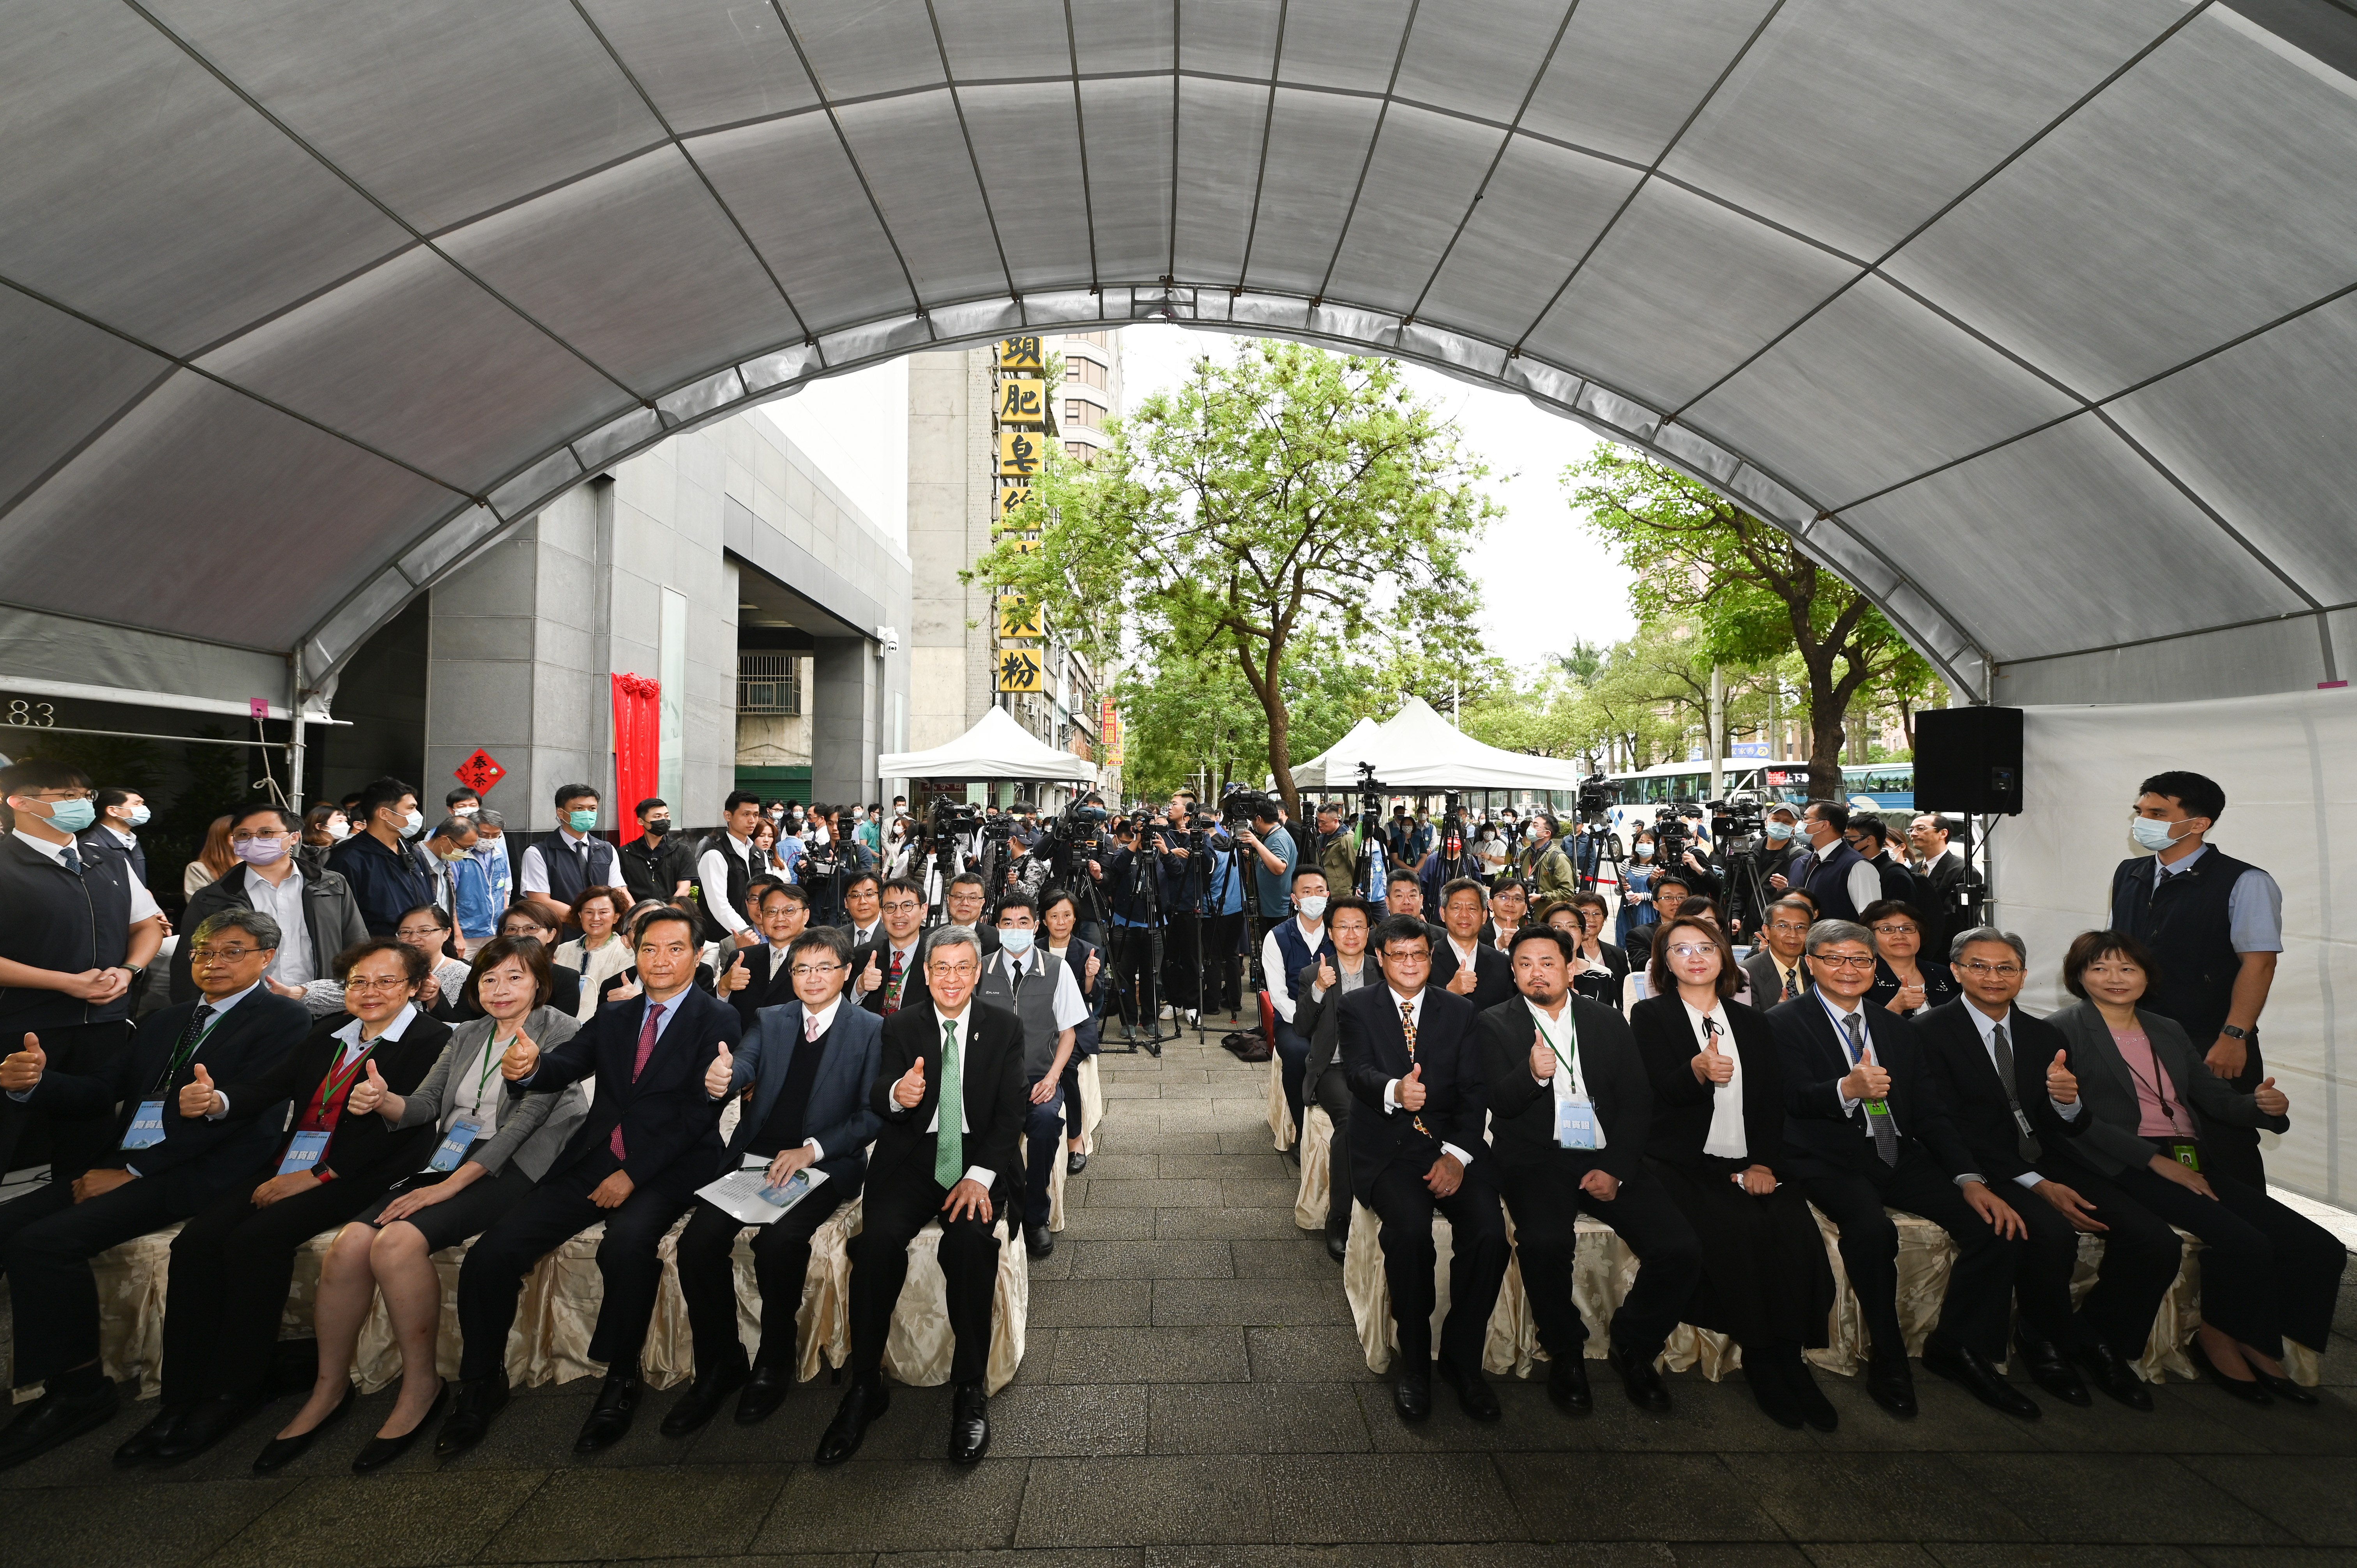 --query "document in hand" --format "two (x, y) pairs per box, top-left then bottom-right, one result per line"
(696, 1160), (831, 1225)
